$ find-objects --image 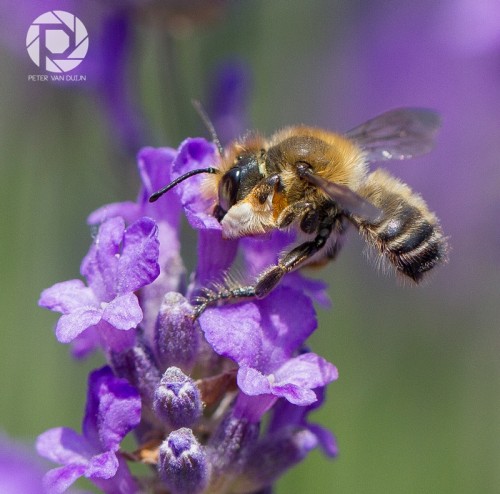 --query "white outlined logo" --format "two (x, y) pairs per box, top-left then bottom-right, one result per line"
(26, 11), (89, 73)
